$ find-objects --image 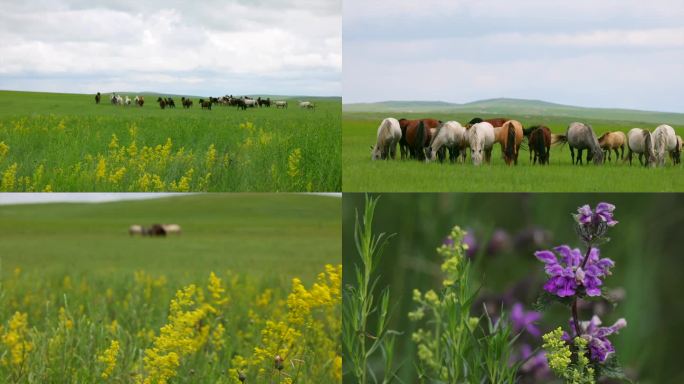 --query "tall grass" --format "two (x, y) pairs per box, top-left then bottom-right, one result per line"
(0, 91), (340, 191)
